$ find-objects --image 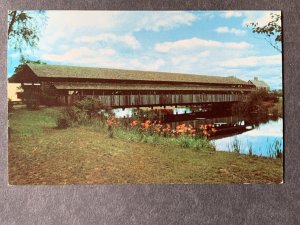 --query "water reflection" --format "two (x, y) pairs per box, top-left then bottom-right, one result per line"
(214, 118), (283, 157)
(111, 107), (283, 157)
